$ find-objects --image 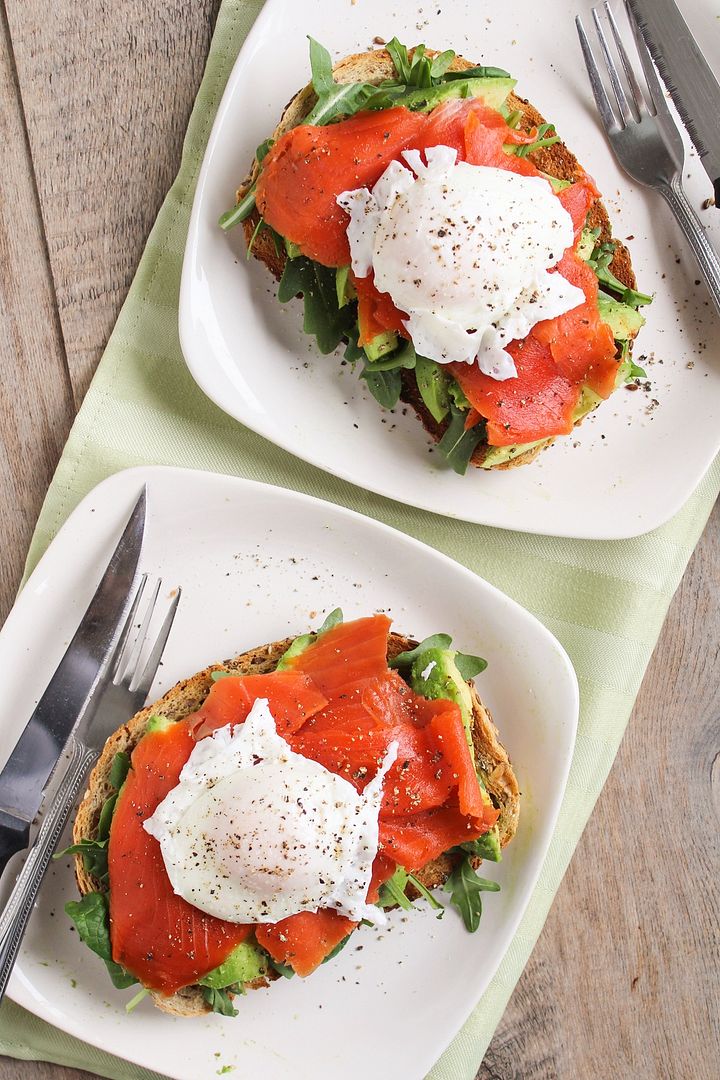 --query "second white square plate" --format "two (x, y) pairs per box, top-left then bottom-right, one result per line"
(179, 0), (720, 539)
